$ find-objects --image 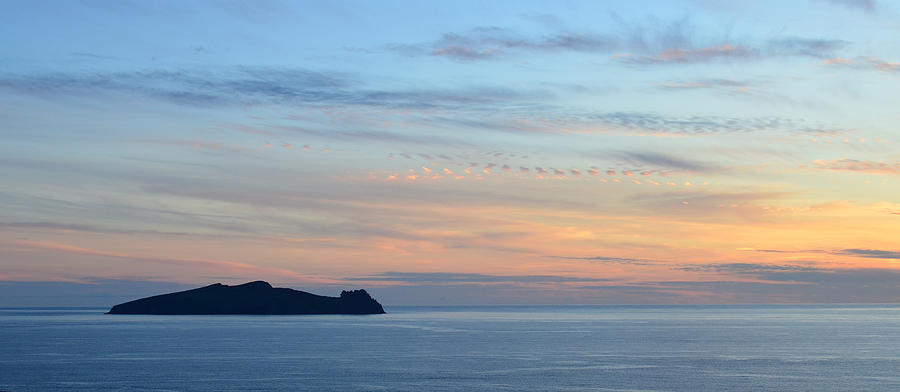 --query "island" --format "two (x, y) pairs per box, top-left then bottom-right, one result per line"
(107, 281), (385, 315)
